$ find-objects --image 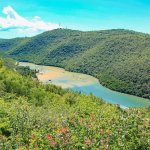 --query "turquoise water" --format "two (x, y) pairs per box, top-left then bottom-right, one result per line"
(19, 62), (150, 108)
(71, 84), (149, 108)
